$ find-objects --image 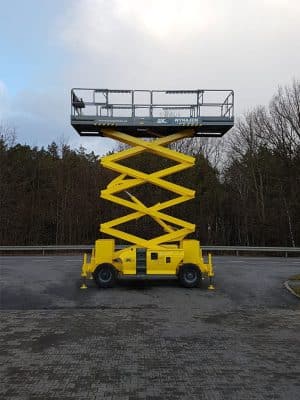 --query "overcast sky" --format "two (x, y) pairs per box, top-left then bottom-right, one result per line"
(0, 0), (299, 154)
